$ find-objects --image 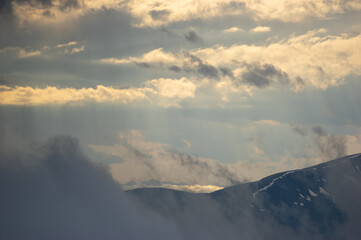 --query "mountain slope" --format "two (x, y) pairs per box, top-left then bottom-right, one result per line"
(127, 154), (361, 239)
